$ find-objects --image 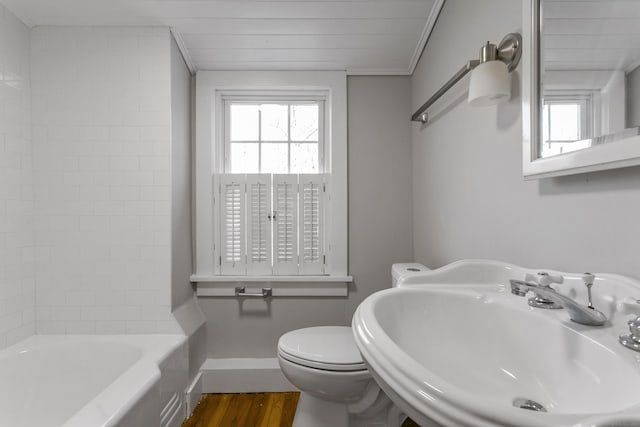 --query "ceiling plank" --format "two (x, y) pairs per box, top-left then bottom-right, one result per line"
(1, 0), (440, 74)
(167, 18), (427, 35)
(181, 33), (417, 49)
(144, 1), (433, 20)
